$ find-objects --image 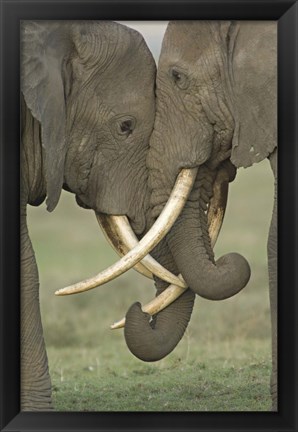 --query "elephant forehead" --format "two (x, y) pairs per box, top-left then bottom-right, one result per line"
(73, 22), (155, 77)
(162, 21), (220, 62)
(100, 66), (156, 115)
